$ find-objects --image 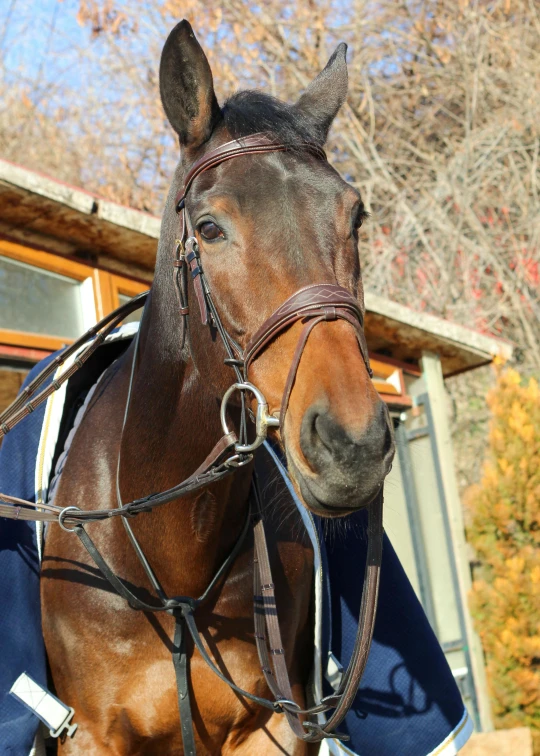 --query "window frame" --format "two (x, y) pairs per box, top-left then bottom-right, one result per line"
(0, 239), (148, 354)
